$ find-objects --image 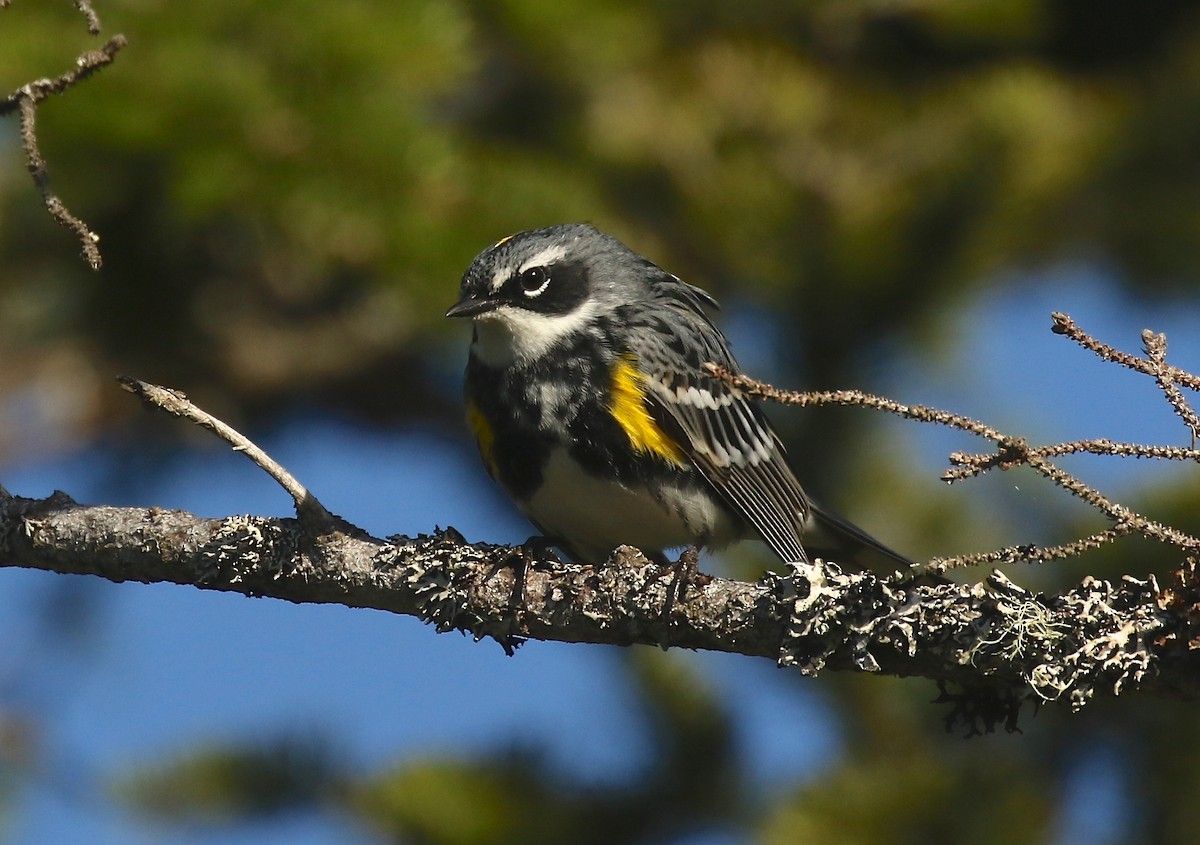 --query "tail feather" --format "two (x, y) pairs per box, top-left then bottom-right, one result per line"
(804, 502), (913, 570)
